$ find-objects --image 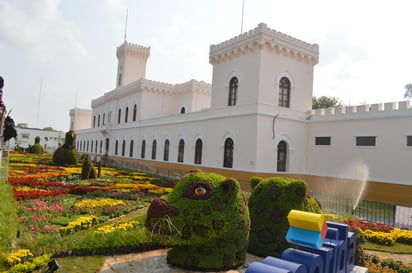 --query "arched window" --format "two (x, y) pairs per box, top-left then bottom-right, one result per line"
(100, 140), (103, 154)
(180, 107), (185, 114)
(223, 138), (234, 168)
(133, 104), (137, 121)
(194, 139), (202, 165)
(151, 140), (157, 160)
(93, 116), (96, 128)
(125, 107), (129, 123)
(163, 139), (169, 161)
(118, 109), (121, 124)
(277, 141), (287, 172)
(141, 140), (146, 159)
(278, 77), (290, 108)
(122, 140), (126, 156)
(95, 140), (98, 153)
(105, 138), (109, 156)
(228, 77), (238, 106)
(129, 140), (134, 157)
(178, 139), (185, 163)
(91, 141), (94, 153)
(98, 115), (100, 127)
(115, 140), (118, 155)
(102, 113), (105, 125)
(79, 141), (82, 151)
(87, 141), (89, 152)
